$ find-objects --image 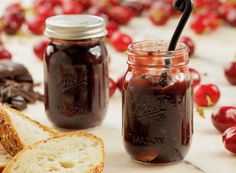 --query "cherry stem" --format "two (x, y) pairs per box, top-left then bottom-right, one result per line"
(196, 107), (205, 119)
(206, 95), (213, 106)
